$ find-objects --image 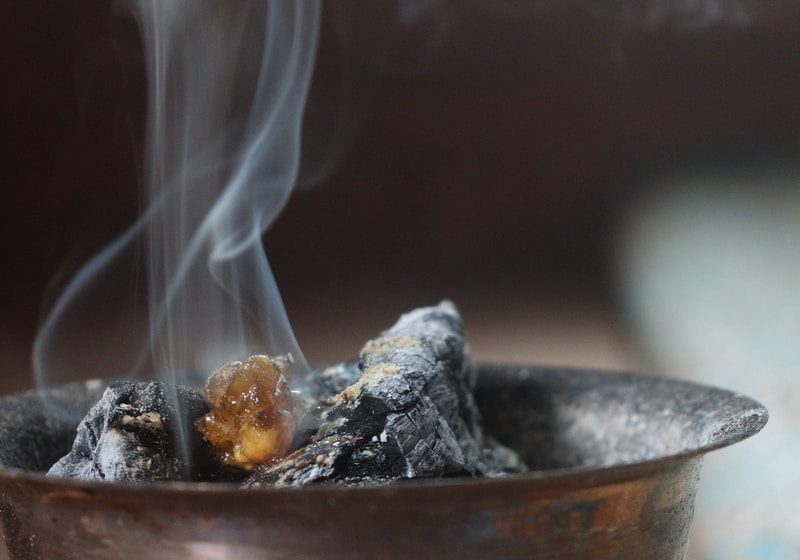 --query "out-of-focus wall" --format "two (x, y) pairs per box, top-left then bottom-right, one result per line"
(617, 168), (800, 559)
(4, 1), (800, 391)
